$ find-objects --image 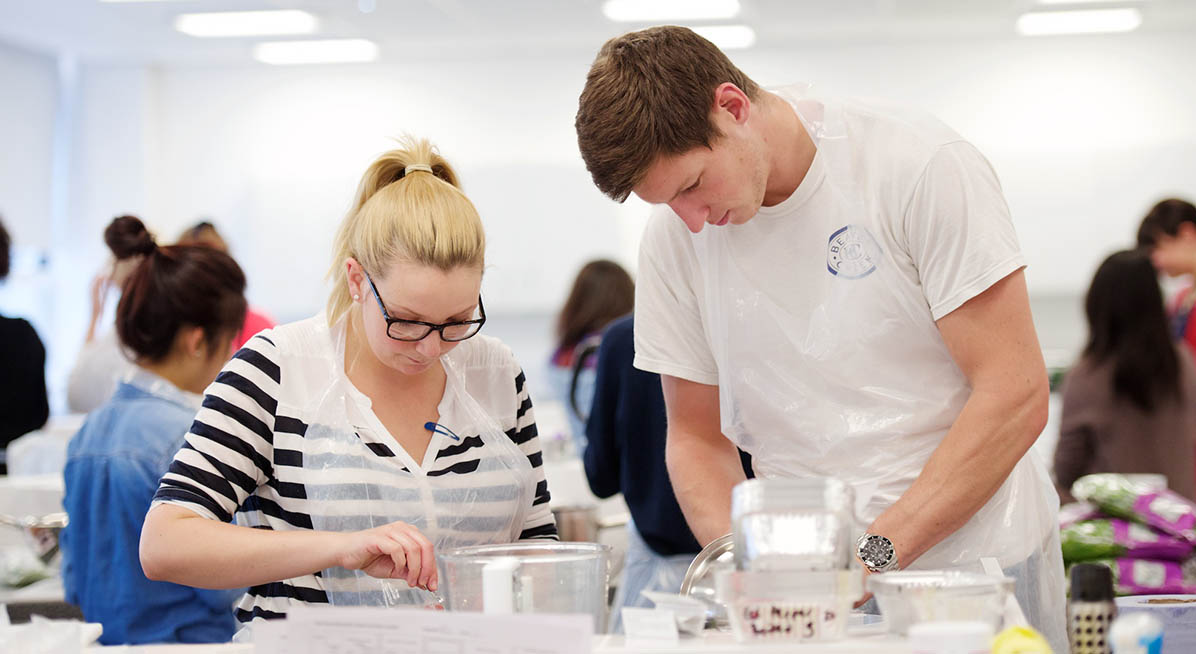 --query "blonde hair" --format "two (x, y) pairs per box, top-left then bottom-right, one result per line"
(327, 137), (485, 325)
